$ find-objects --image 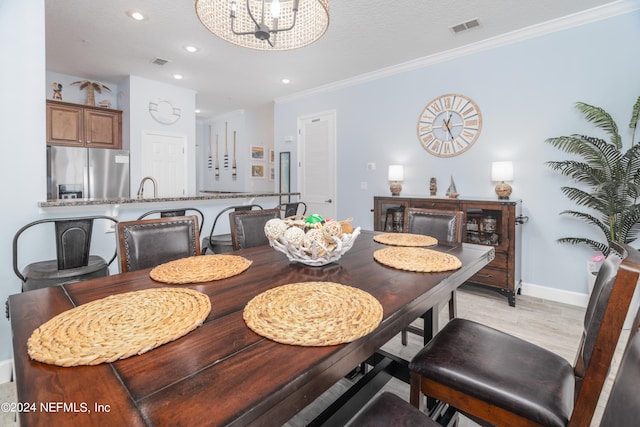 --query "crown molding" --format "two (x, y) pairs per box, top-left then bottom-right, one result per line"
(275, 0), (640, 105)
